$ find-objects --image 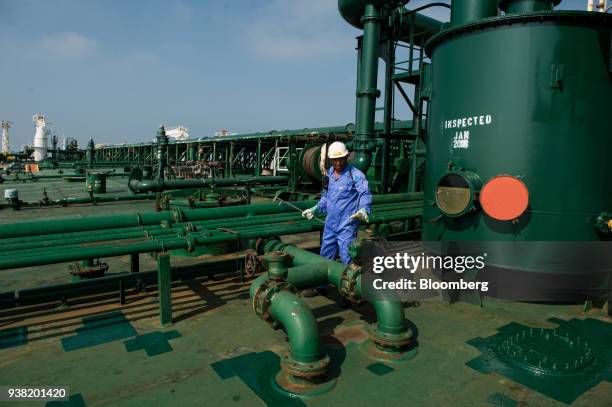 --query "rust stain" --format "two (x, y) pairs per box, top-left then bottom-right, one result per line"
(329, 324), (368, 345)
